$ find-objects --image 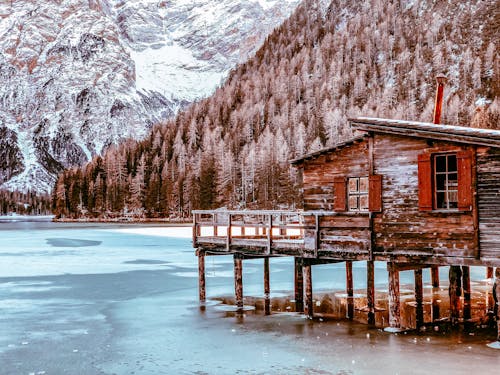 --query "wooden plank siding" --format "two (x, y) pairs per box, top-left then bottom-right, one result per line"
(371, 134), (476, 261)
(477, 147), (500, 260)
(302, 141), (371, 259)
